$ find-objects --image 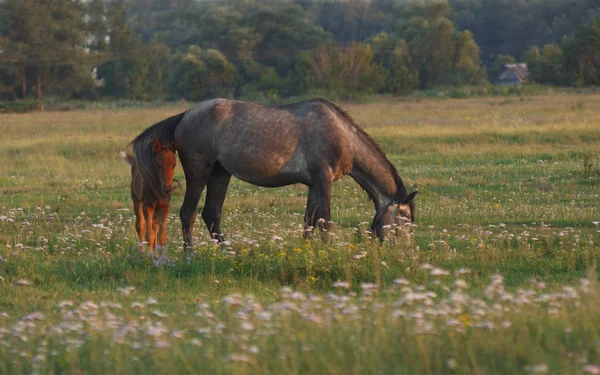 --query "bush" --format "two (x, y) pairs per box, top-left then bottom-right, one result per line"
(0, 100), (43, 113)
